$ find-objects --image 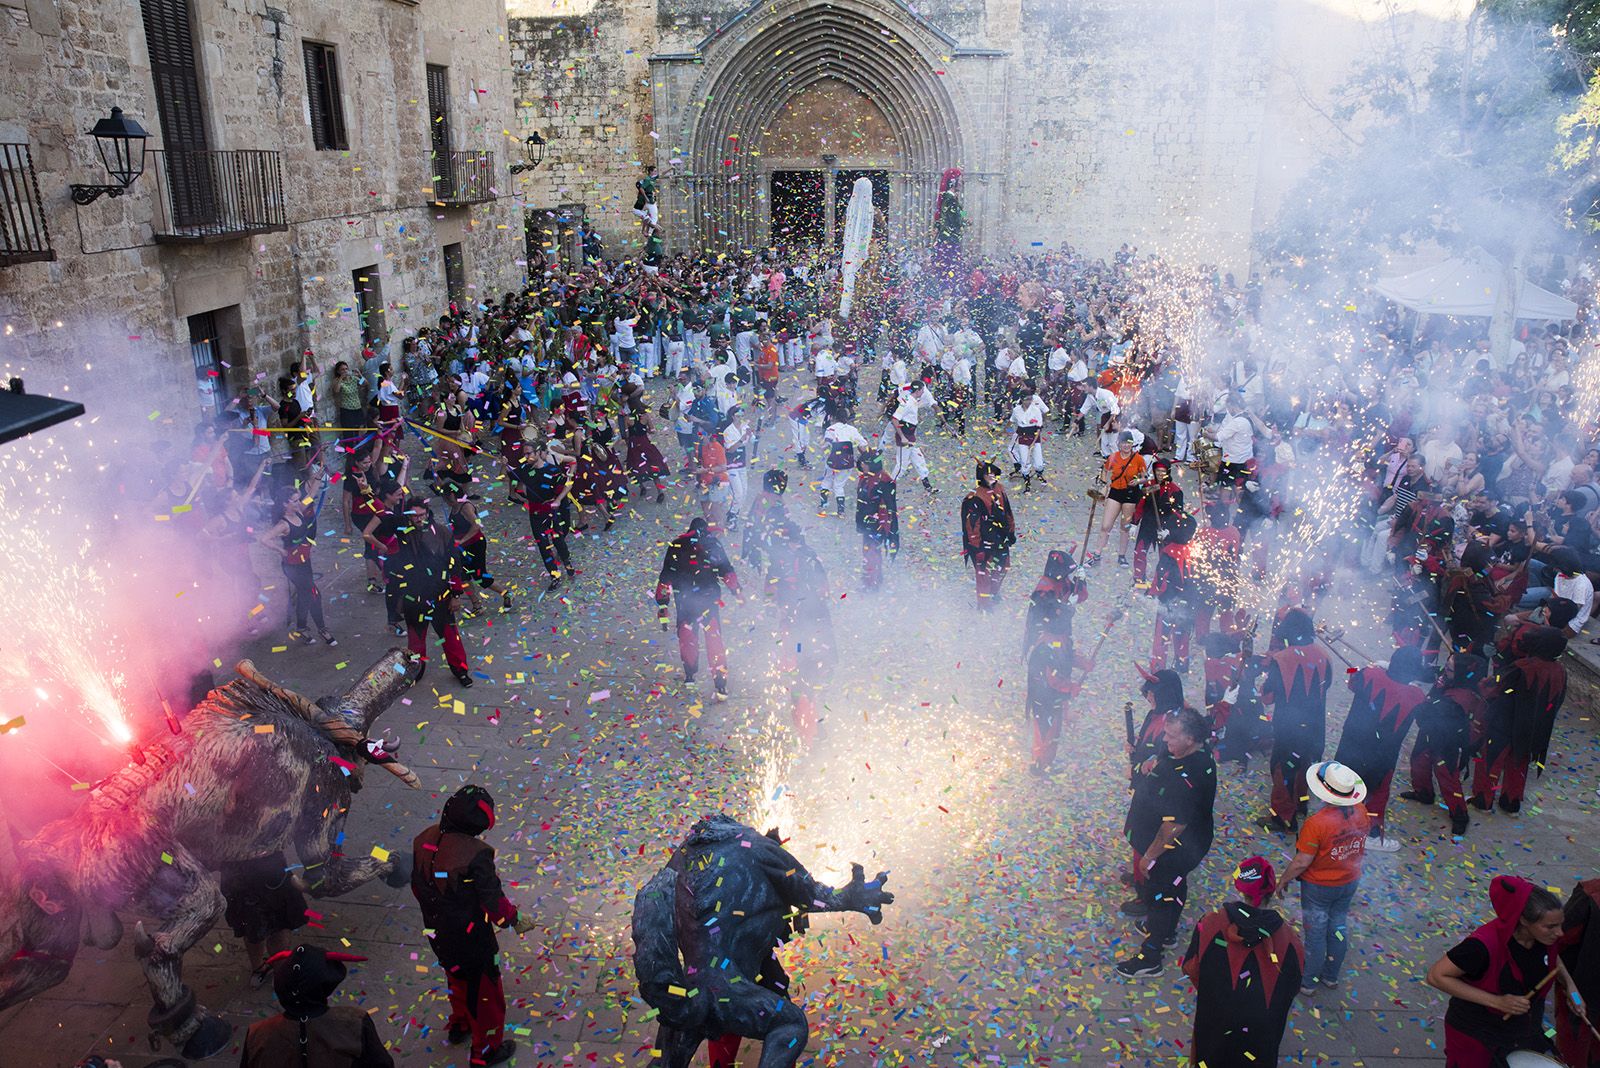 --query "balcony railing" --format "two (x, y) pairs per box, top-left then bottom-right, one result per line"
(0, 143), (54, 266)
(432, 150), (495, 206)
(151, 148), (288, 242)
